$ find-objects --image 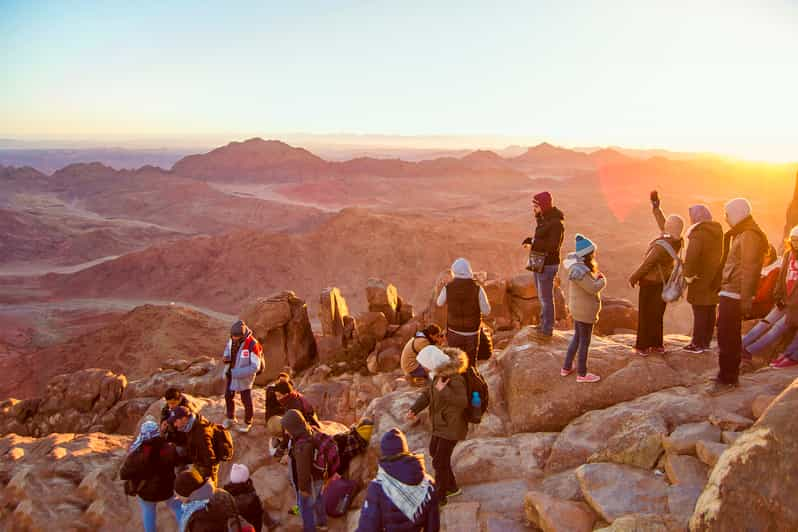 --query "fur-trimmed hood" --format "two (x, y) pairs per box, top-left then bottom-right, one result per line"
(434, 347), (468, 378)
